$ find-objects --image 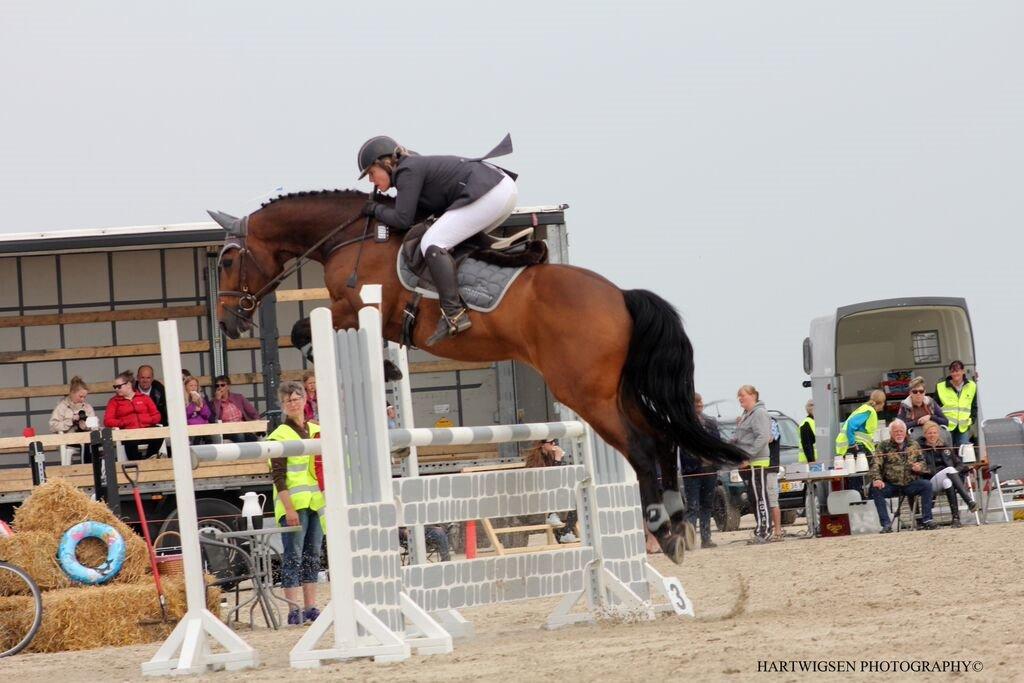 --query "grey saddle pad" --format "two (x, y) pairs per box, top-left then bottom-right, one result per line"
(396, 250), (527, 313)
